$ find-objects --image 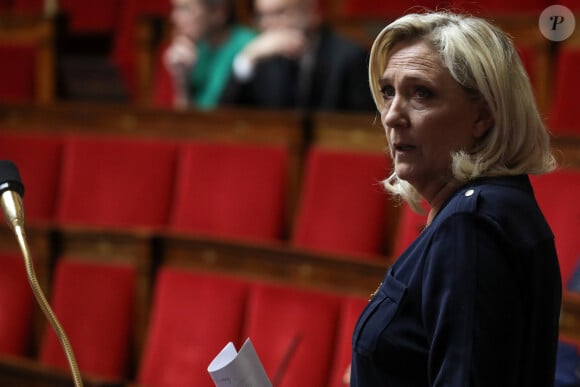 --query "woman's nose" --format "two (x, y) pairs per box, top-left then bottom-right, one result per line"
(382, 96), (409, 129)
